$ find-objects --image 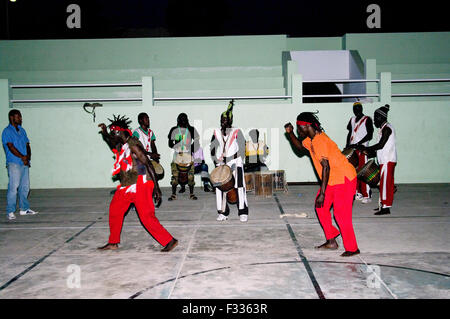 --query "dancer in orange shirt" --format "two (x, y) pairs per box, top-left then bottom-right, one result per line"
(285, 112), (360, 257)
